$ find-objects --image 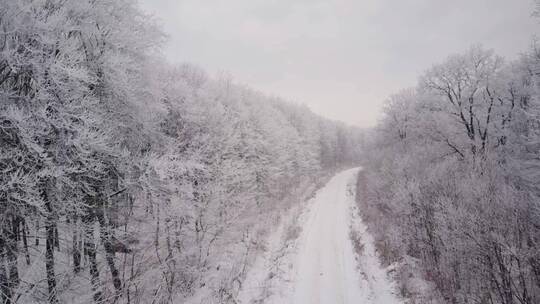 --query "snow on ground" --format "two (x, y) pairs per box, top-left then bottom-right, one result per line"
(239, 168), (403, 304)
